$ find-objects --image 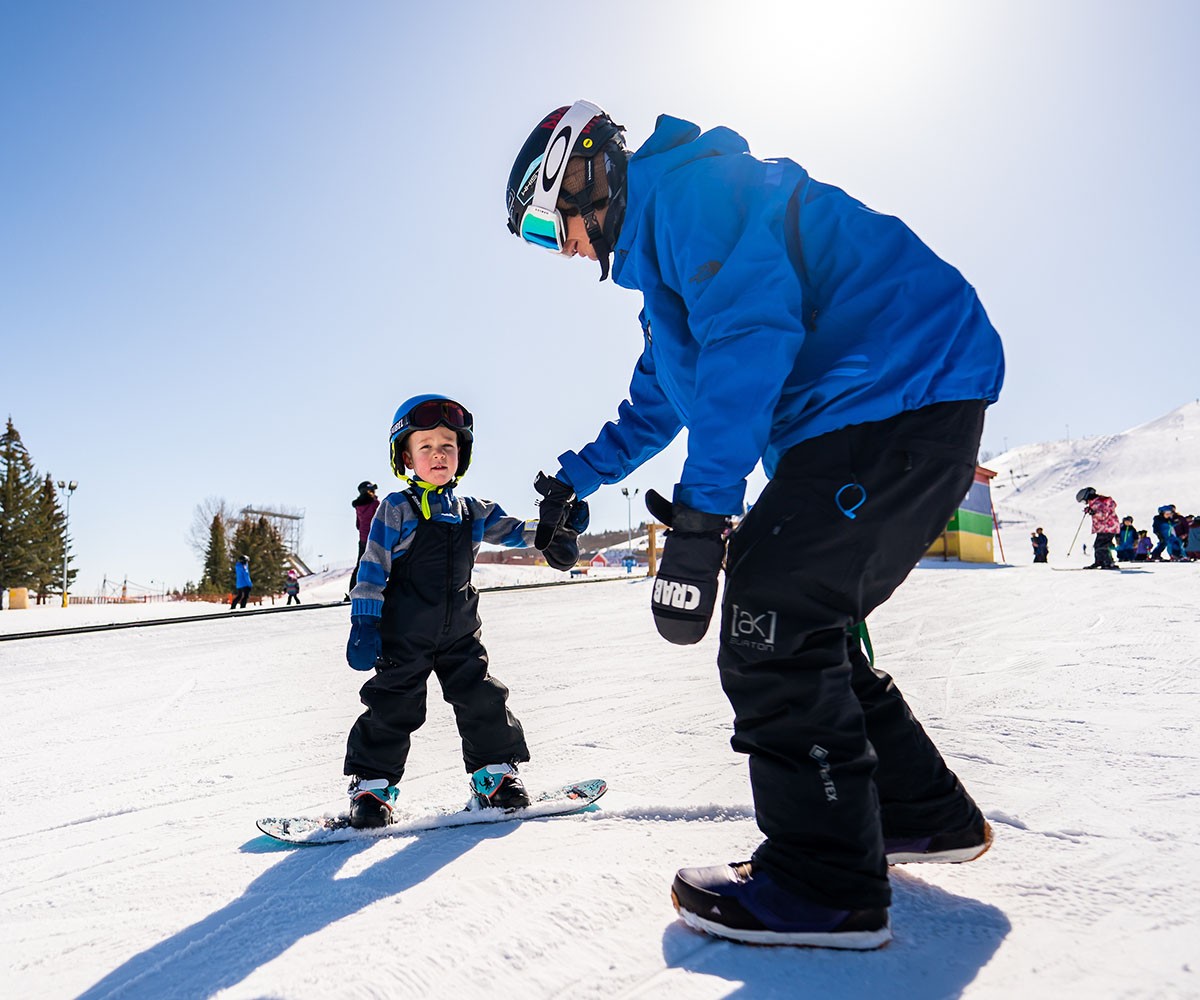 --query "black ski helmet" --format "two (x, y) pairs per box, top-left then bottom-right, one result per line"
(506, 100), (630, 281)
(1076, 487), (1097, 503)
(237, 554), (249, 565)
(357, 481), (377, 494)
(388, 394), (474, 480)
